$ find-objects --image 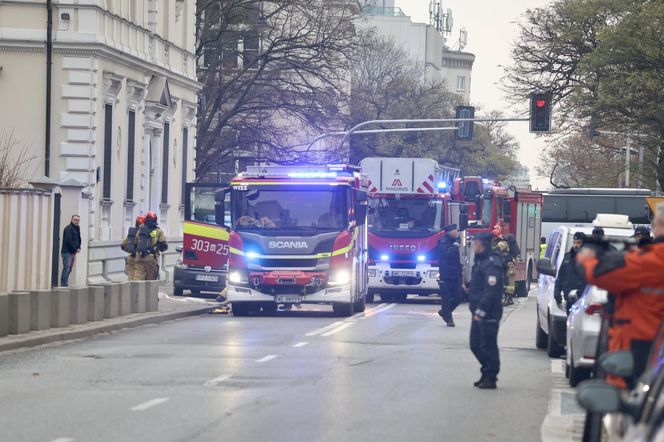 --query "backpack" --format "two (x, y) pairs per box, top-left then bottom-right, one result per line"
(136, 224), (154, 257)
(126, 226), (138, 257)
(507, 235), (521, 260)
